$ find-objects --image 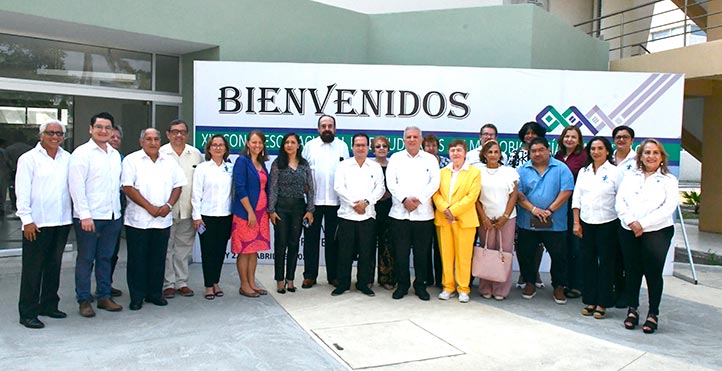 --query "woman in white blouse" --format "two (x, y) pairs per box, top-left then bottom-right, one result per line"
(615, 138), (678, 334)
(474, 140), (518, 300)
(191, 135), (234, 300)
(571, 137), (619, 319)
